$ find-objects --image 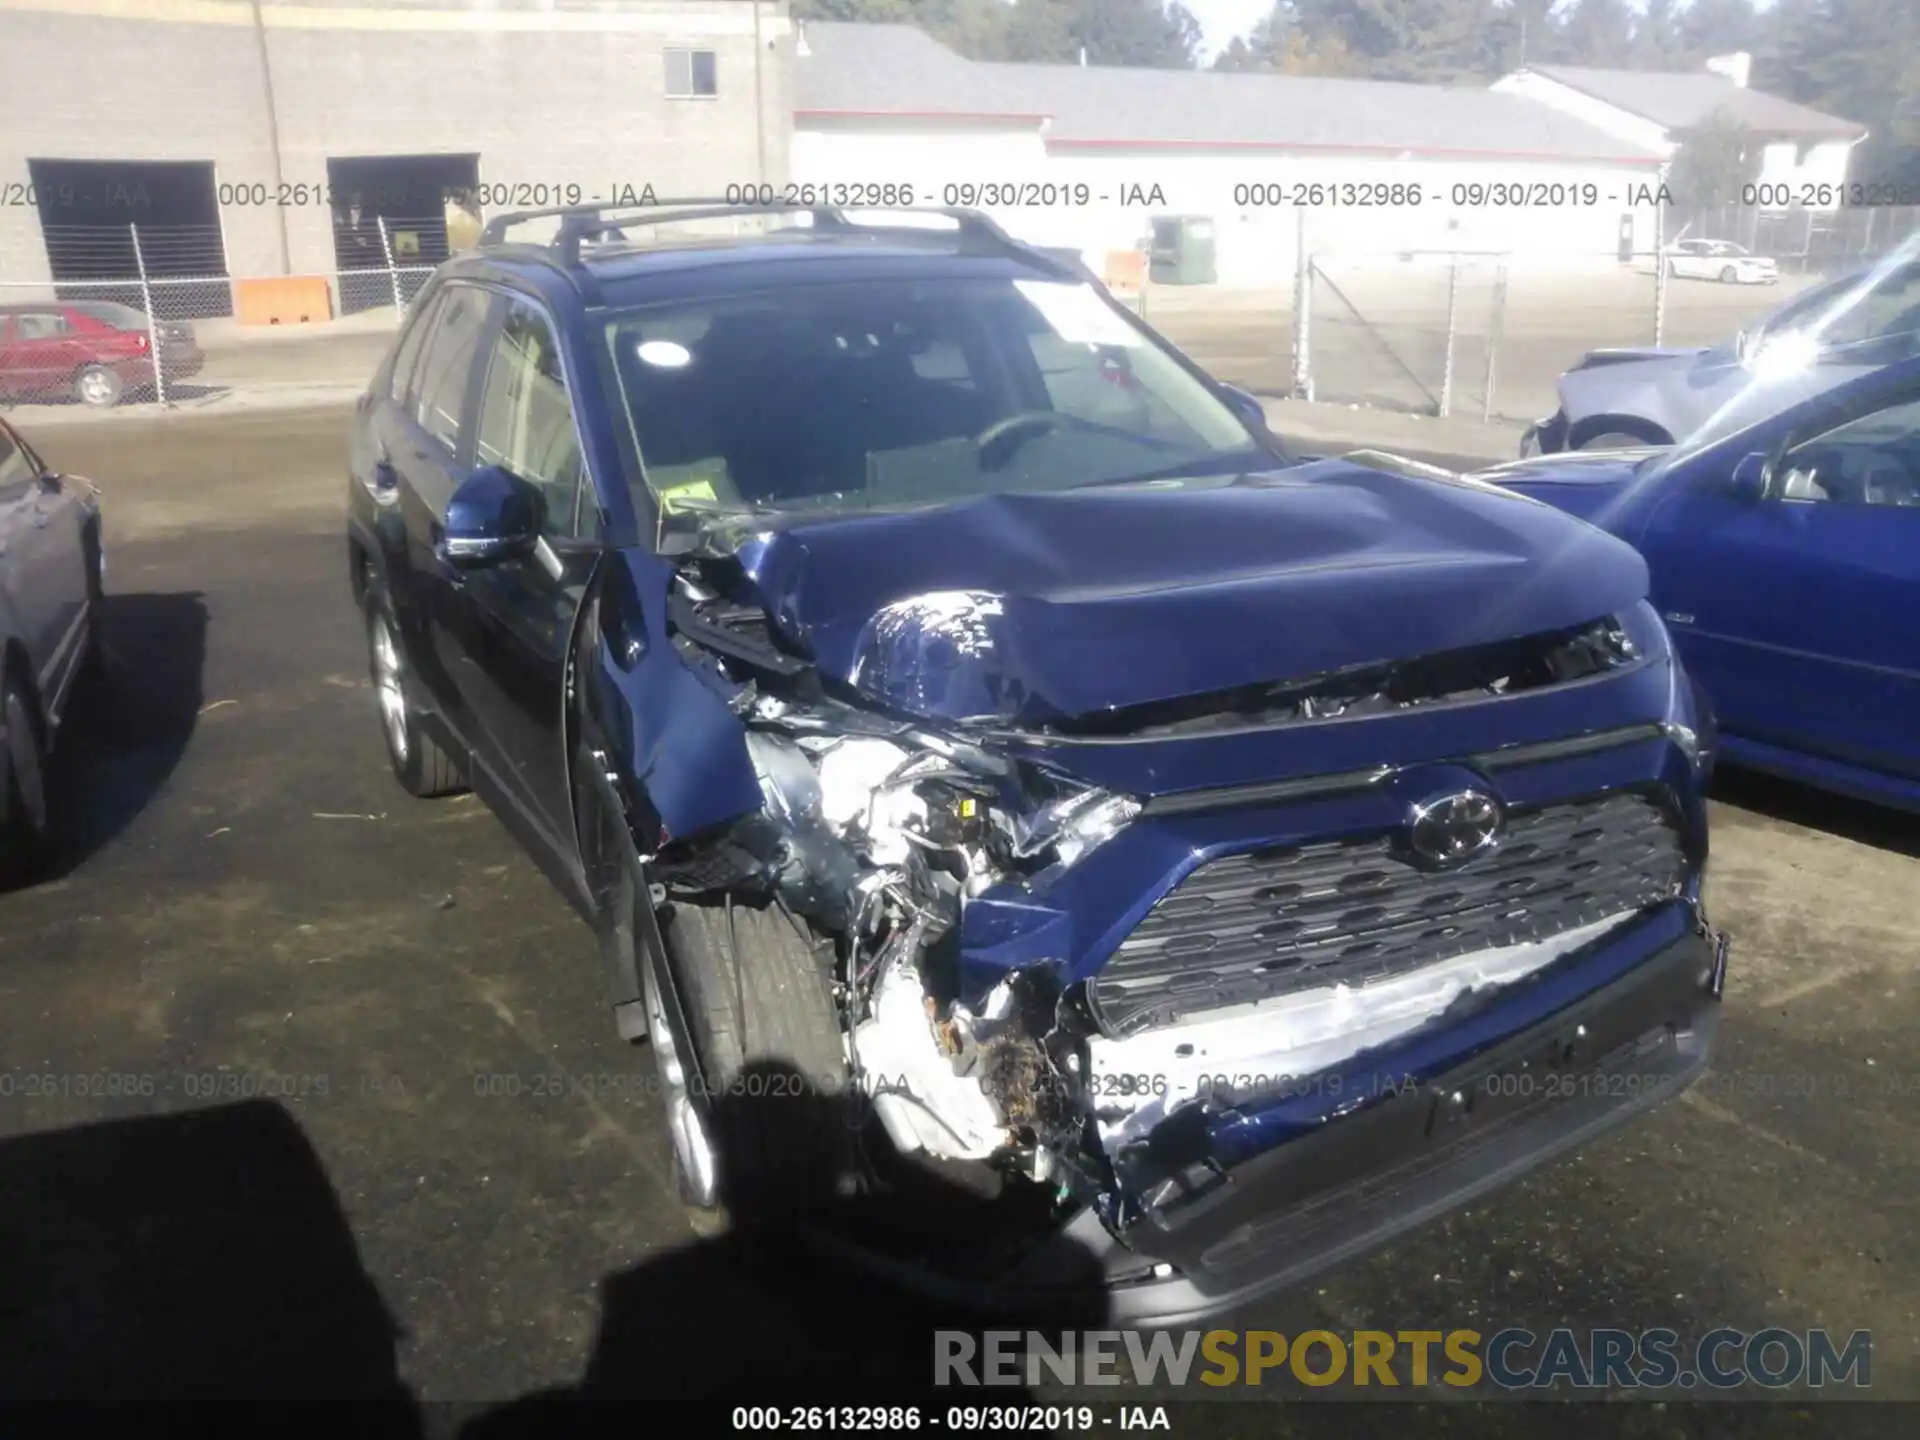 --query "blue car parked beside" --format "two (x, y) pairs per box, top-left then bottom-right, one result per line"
(346, 201), (1726, 1323)
(1485, 354), (1920, 815)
